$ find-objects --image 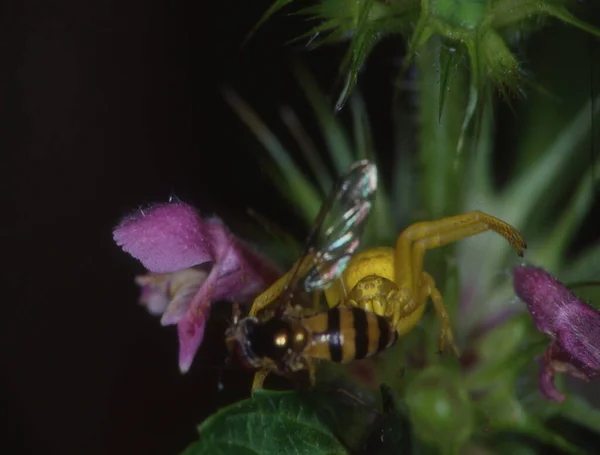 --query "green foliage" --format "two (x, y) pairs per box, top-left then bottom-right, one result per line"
(247, 0), (600, 152)
(225, 66), (396, 249)
(186, 1), (600, 454)
(183, 390), (347, 454)
(182, 388), (387, 455)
